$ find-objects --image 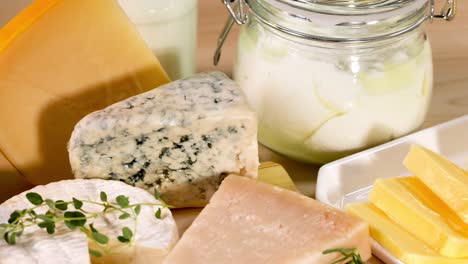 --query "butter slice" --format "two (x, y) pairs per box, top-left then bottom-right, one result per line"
(370, 177), (468, 258)
(404, 145), (468, 224)
(346, 203), (468, 264)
